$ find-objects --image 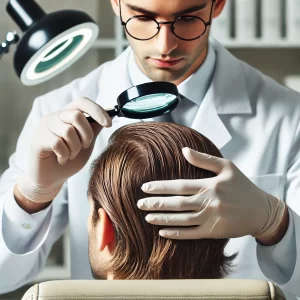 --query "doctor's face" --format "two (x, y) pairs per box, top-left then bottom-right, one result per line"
(111, 0), (226, 85)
